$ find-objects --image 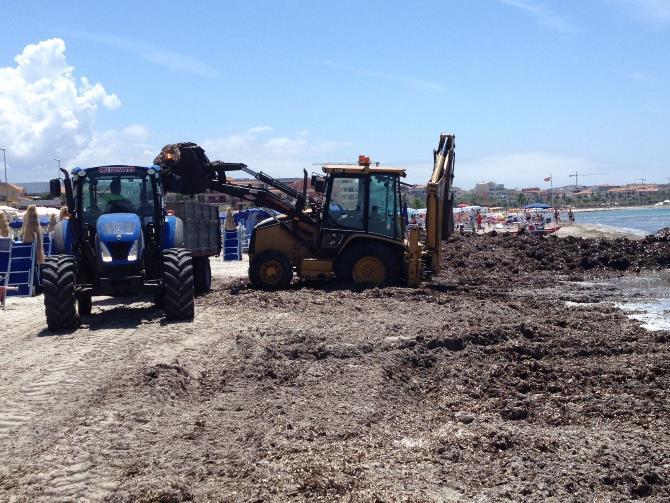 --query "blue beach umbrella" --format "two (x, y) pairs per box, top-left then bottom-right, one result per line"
(524, 203), (551, 209)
